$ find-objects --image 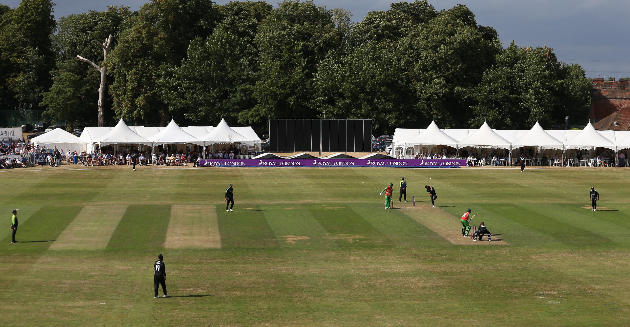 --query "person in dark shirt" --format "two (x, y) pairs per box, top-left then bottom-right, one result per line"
(132, 153), (138, 171)
(154, 254), (169, 298)
(225, 184), (234, 212)
(399, 177), (407, 202)
(473, 221), (491, 241)
(425, 185), (437, 207)
(590, 187), (599, 211)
